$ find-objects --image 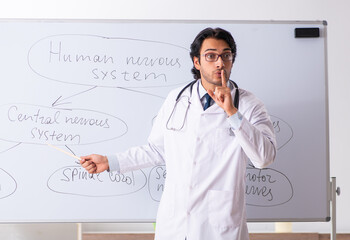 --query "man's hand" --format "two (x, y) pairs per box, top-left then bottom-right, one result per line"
(80, 154), (109, 174)
(207, 69), (237, 116)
